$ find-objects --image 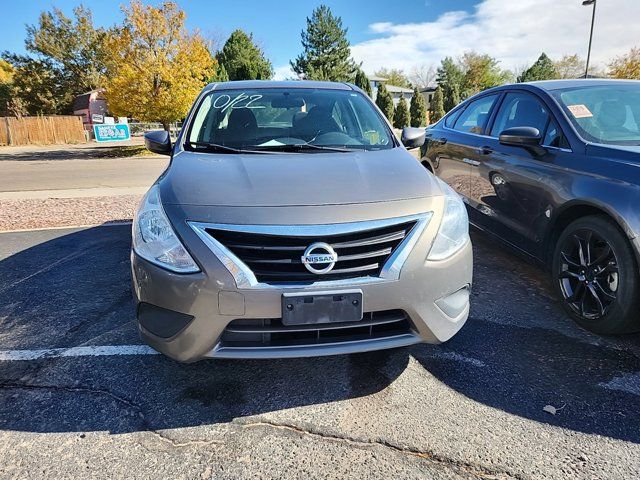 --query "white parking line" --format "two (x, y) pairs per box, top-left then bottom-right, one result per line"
(429, 351), (486, 368)
(0, 345), (159, 361)
(0, 344), (488, 367)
